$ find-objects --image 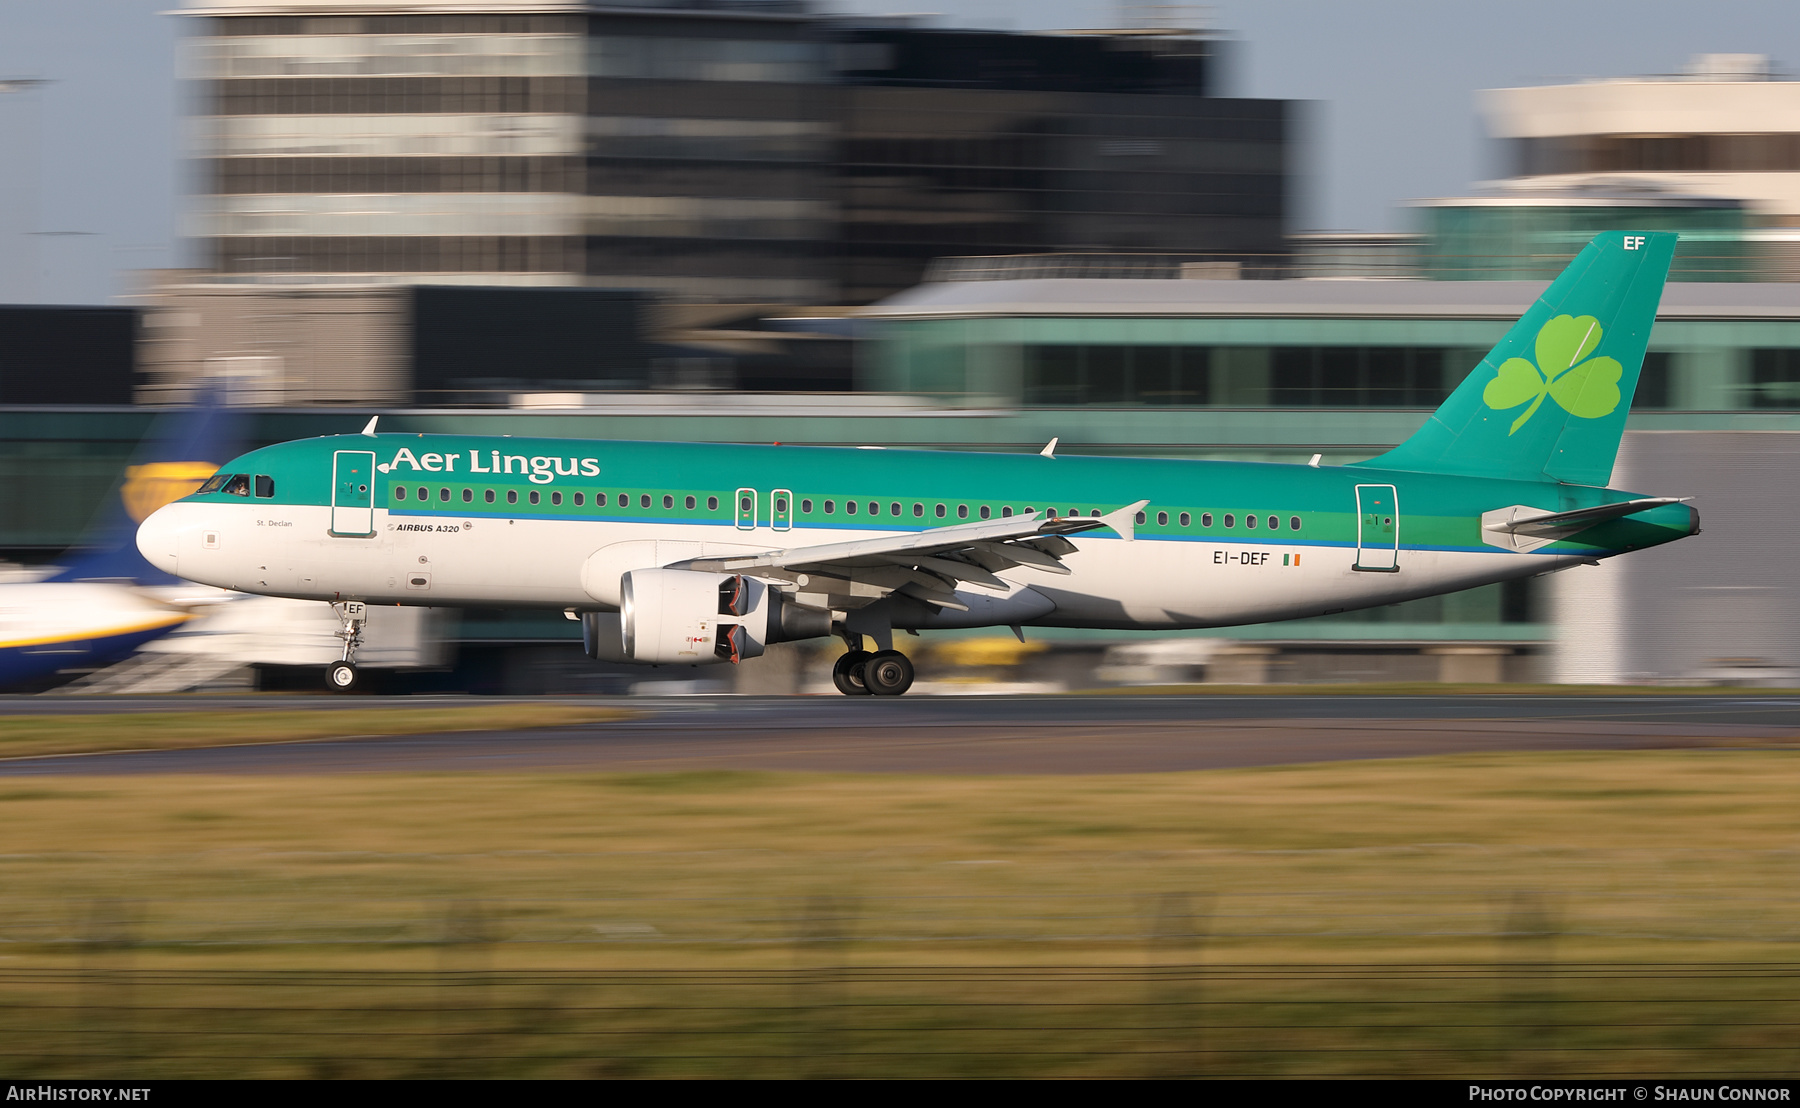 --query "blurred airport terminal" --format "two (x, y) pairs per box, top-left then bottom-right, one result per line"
(5, 1), (1800, 692)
